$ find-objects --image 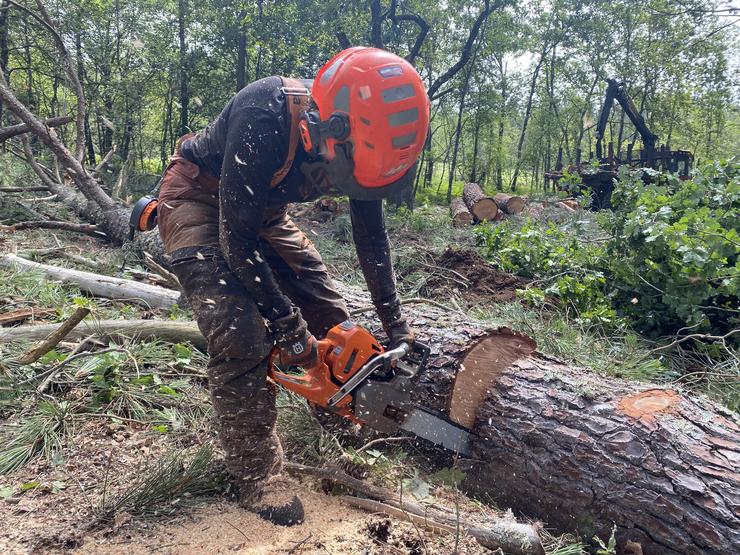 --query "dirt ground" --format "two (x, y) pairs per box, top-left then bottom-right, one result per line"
(425, 247), (527, 303)
(0, 417), (485, 554)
